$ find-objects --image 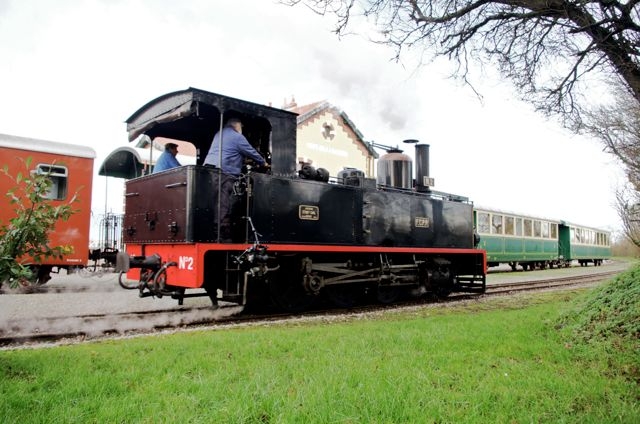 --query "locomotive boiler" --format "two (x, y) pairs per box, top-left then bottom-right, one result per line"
(116, 88), (486, 311)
